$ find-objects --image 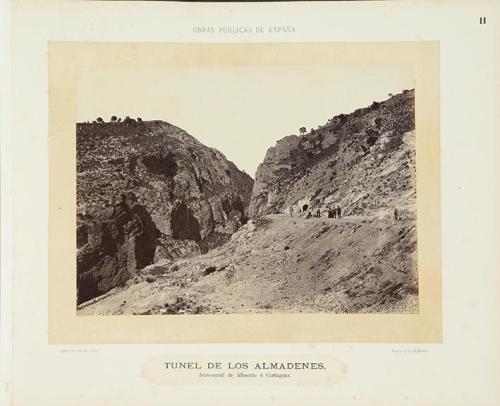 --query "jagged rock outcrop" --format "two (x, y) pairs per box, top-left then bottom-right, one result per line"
(78, 119), (253, 241)
(77, 192), (159, 304)
(77, 119), (254, 302)
(249, 89), (415, 219)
